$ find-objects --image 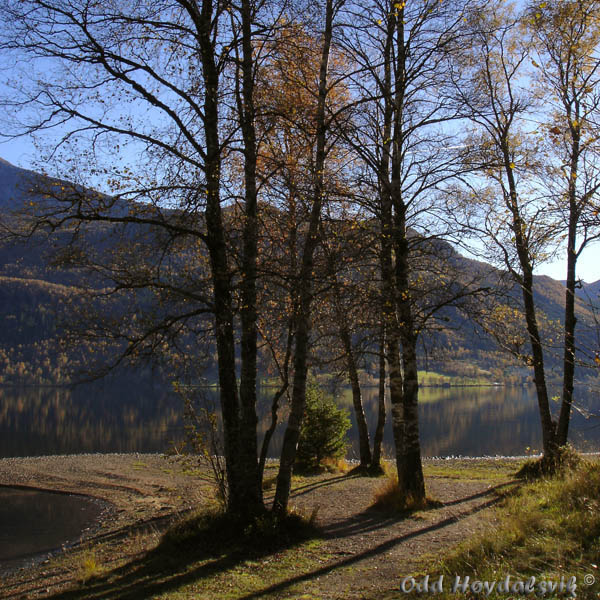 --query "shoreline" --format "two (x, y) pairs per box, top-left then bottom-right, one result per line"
(0, 452), (523, 599)
(1, 452), (597, 599)
(2, 450), (599, 463)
